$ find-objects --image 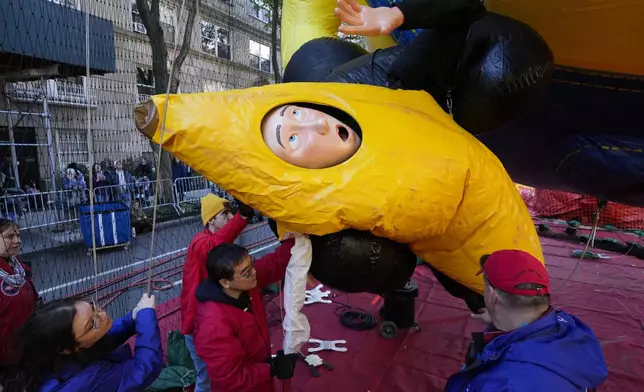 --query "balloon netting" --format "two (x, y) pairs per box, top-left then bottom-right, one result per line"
(0, 0), (283, 335)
